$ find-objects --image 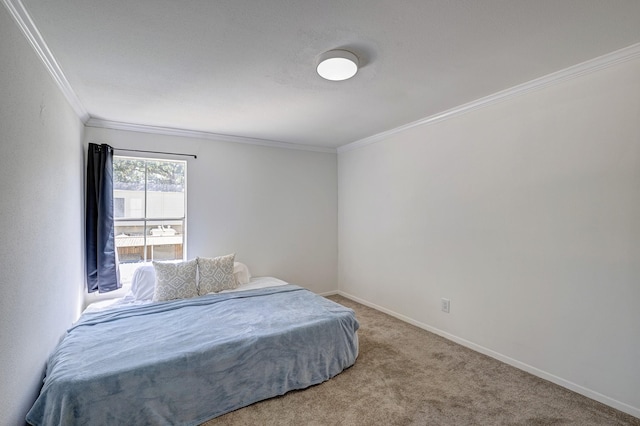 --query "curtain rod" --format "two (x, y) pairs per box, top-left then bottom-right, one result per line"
(112, 147), (197, 159)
